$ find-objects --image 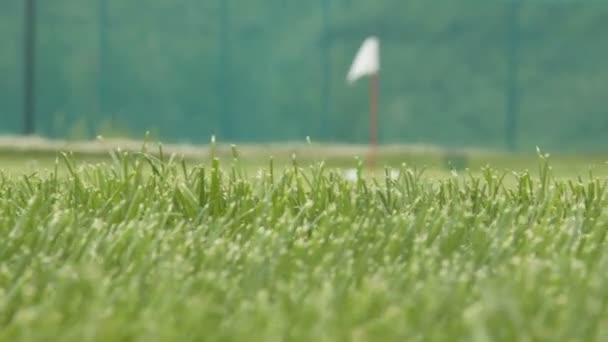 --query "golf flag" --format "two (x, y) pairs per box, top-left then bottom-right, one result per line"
(346, 36), (381, 171)
(347, 36), (380, 84)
